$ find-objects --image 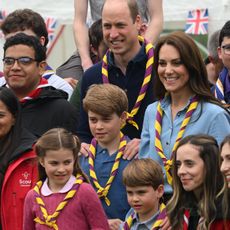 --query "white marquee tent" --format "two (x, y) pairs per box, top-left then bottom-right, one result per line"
(0, 0), (230, 70)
